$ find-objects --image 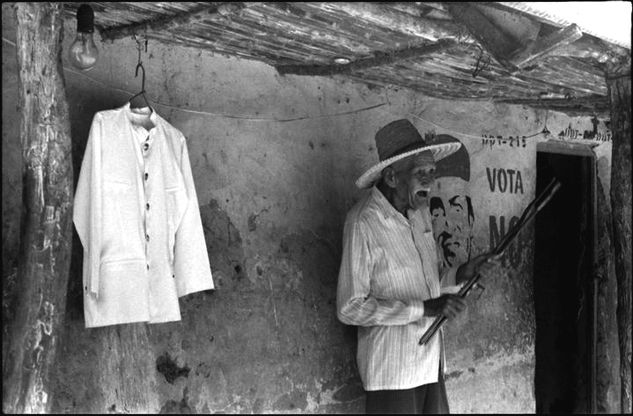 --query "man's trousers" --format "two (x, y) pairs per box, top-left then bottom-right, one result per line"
(364, 369), (449, 414)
